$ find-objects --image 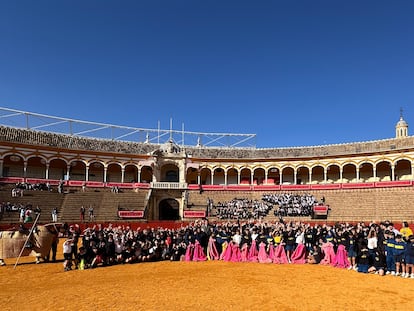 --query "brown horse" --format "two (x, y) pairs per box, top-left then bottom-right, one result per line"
(0, 224), (59, 266)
